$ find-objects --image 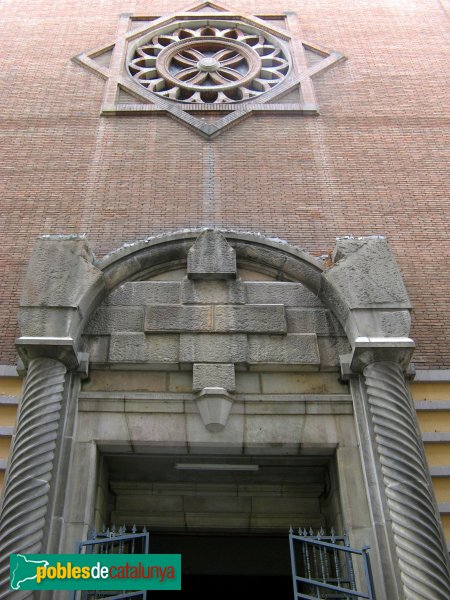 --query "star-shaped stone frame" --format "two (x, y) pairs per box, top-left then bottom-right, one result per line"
(72, 1), (346, 139)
